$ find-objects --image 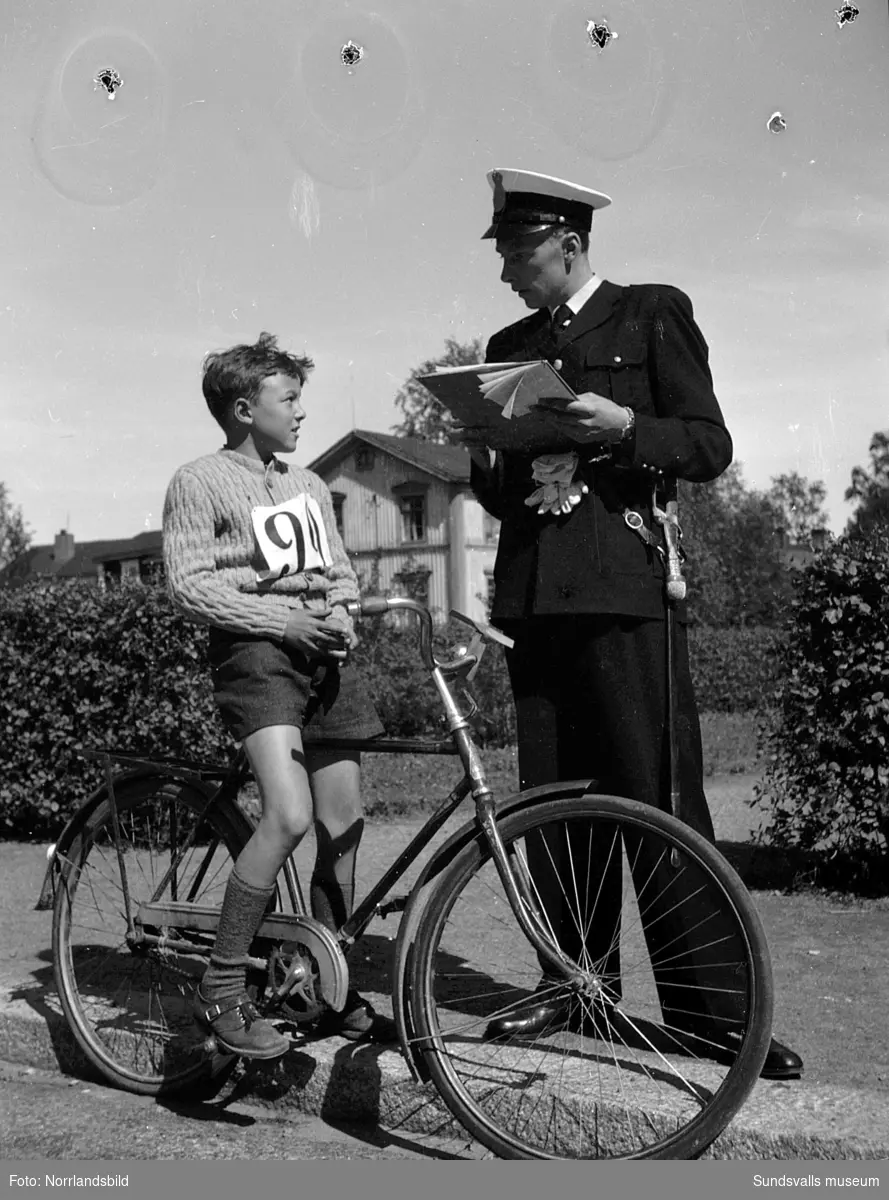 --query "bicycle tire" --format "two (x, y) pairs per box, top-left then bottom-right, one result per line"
(409, 792), (773, 1160)
(53, 775), (253, 1095)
